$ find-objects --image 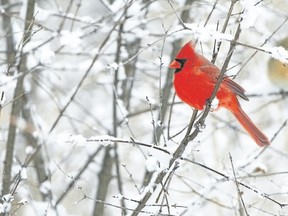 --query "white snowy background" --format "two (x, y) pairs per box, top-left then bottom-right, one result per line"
(0, 0), (288, 215)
